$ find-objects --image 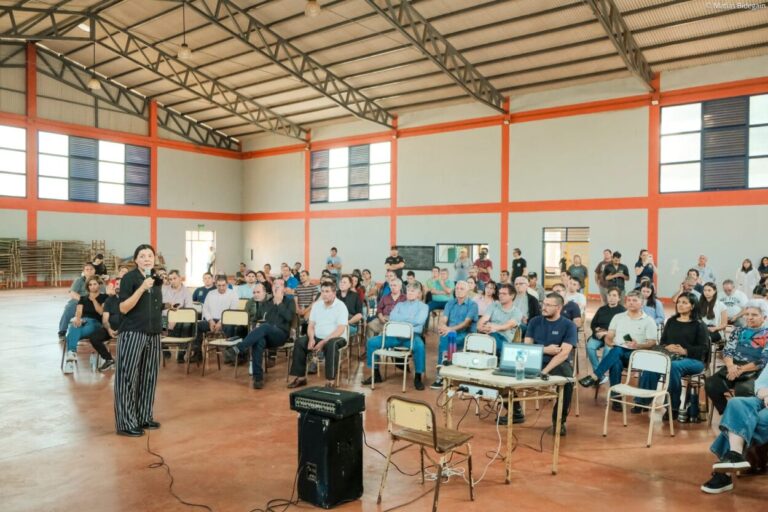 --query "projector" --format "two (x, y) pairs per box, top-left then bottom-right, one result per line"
(451, 352), (498, 370)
